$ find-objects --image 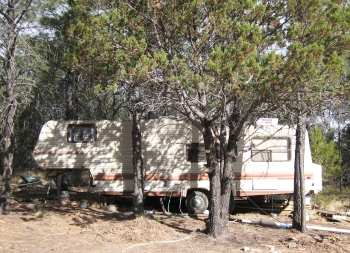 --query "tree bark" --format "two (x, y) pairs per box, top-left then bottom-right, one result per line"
(204, 119), (233, 238)
(1, 0), (18, 213)
(205, 124), (222, 237)
(131, 86), (144, 214)
(65, 72), (75, 120)
(292, 113), (307, 232)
